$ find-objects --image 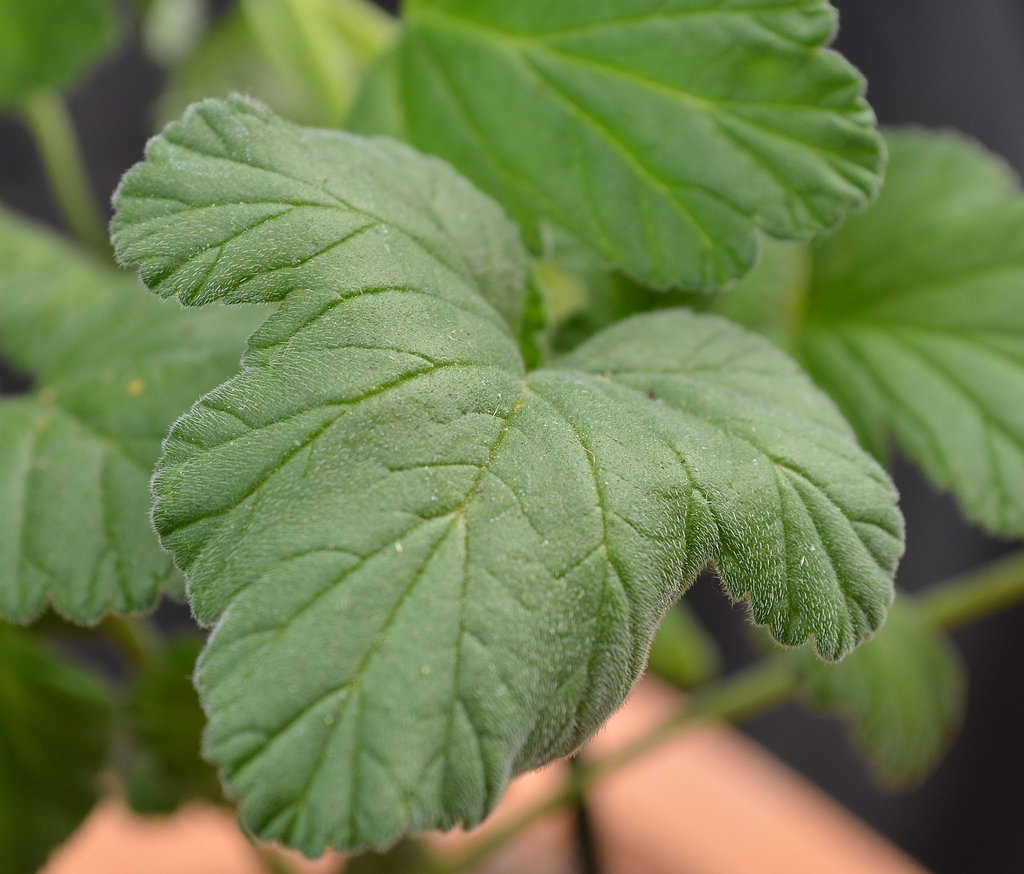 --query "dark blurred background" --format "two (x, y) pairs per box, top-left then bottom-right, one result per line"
(2, 1), (1023, 872)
